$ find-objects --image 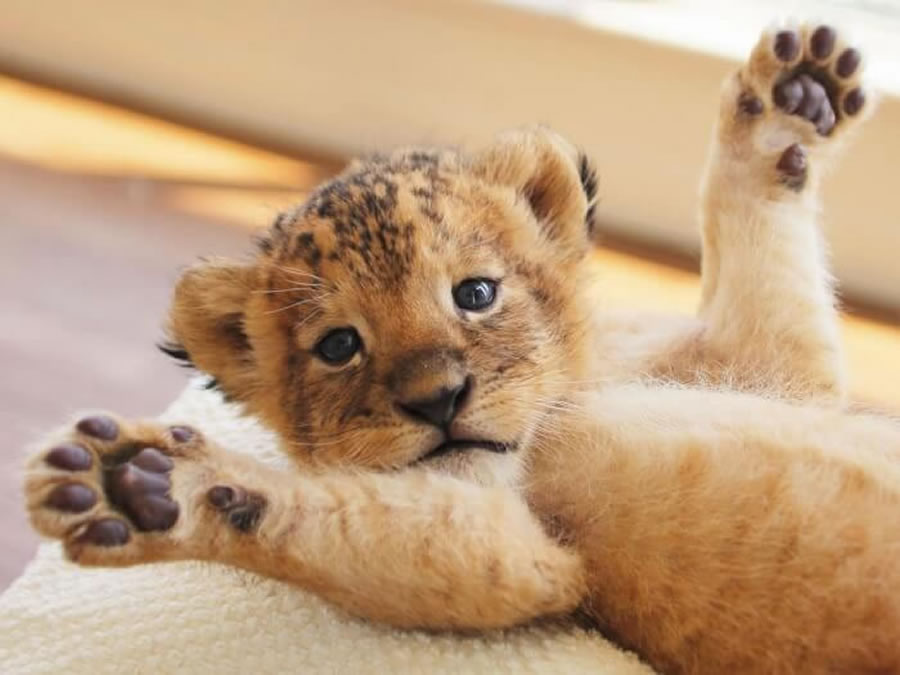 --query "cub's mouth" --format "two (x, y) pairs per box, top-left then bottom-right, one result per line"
(417, 439), (516, 464)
